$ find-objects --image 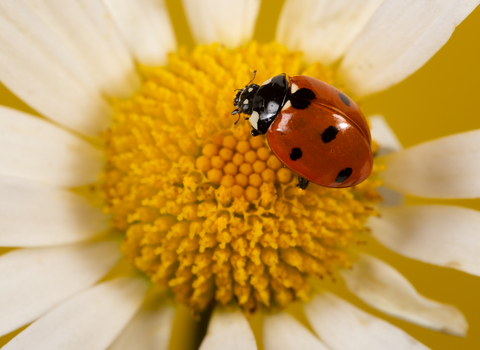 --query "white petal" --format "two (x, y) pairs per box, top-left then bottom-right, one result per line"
(182, 0), (260, 47)
(109, 306), (175, 350)
(276, 0), (384, 65)
(368, 115), (404, 206)
(0, 106), (103, 187)
(0, 1), (112, 136)
(340, 0), (480, 96)
(0, 176), (108, 247)
(263, 312), (328, 350)
(369, 115), (402, 156)
(380, 129), (480, 198)
(199, 309), (257, 350)
(341, 254), (467, 336)
(0, 241), (121, 337)
(103, 0), (176, 66)
(304, 292), (429, 350)
(4, 277), (148, 350)
(370, 205), (480, 277)
(24, 0), (139, 97)
(376, 185), (405, 207)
